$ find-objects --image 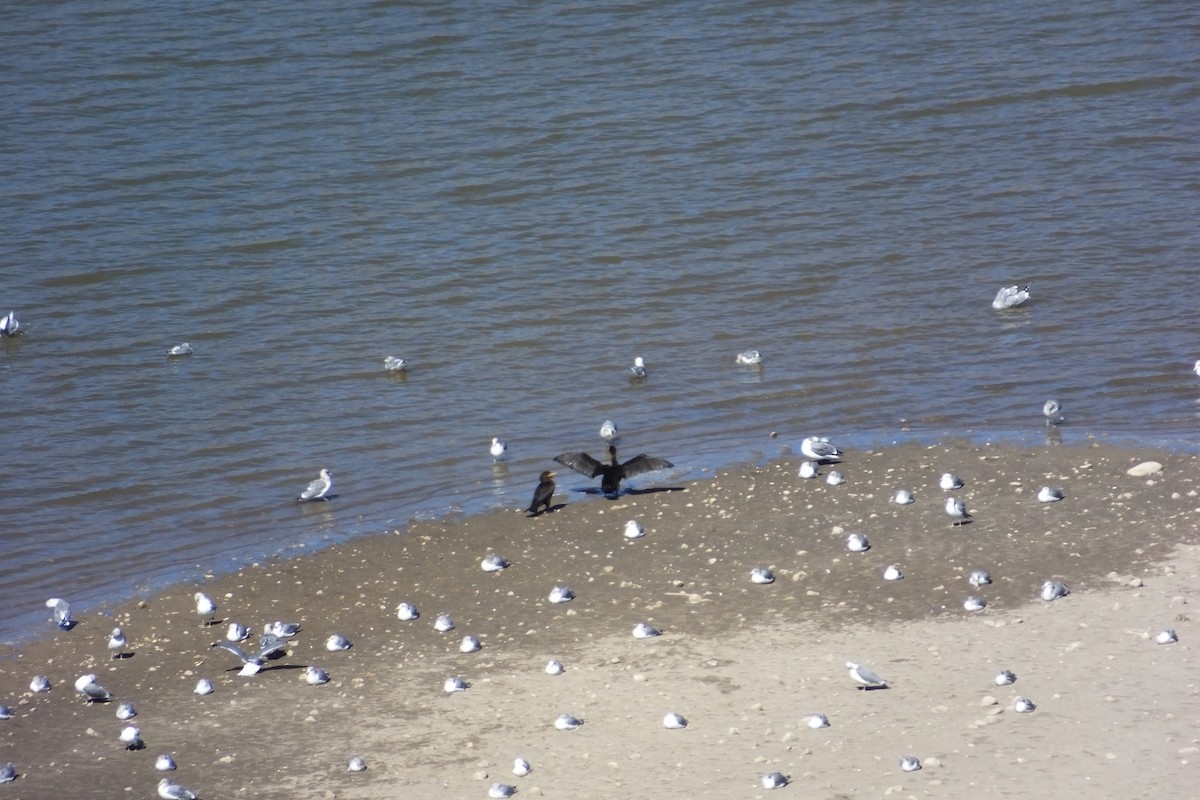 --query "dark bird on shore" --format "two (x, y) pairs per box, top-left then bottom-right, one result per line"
(554, 445), (673, 497)
(527, 470), (556, 516)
